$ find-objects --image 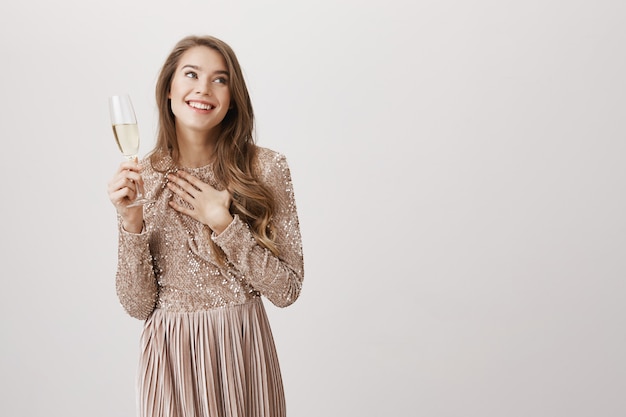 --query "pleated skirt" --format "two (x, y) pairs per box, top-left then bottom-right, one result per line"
(137, 297), (286, 417)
